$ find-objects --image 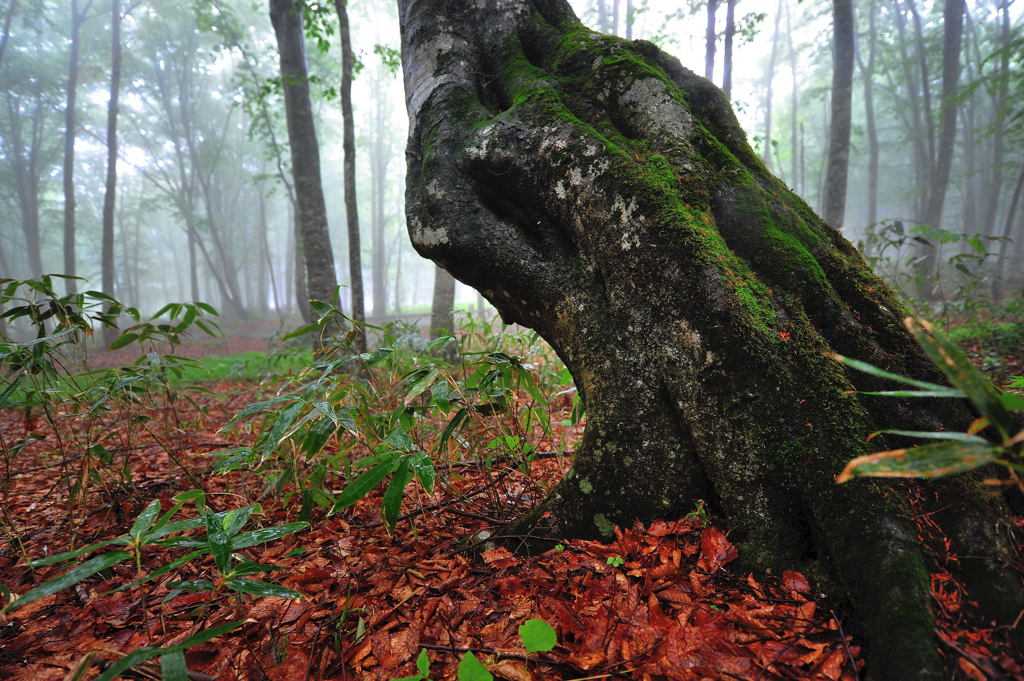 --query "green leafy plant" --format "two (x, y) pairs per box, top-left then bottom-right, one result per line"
(0, 491), (306, 615)
(93, 619), (246, 681)
(834, 317), (1024, 483)
(389, 619), (558, 681)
